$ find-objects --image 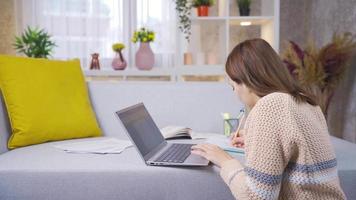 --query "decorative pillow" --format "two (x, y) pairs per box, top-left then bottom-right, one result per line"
(0, 55), (102, 149)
